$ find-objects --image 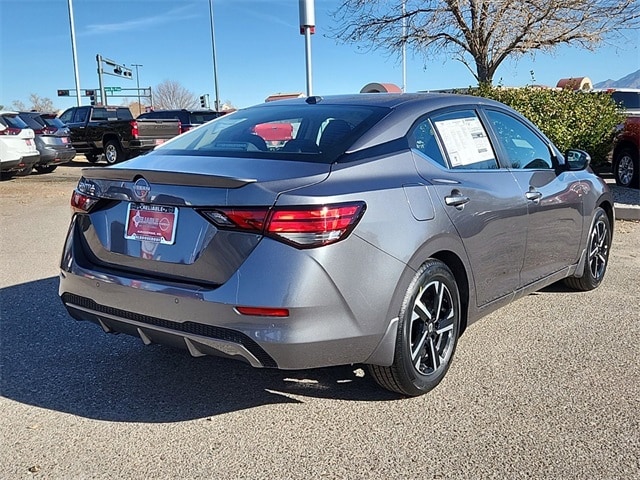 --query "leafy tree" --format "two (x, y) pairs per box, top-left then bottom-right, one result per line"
(12, 93), (55, 112)
(332, 0), (640, 85)
(152, 80), (198, 109)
